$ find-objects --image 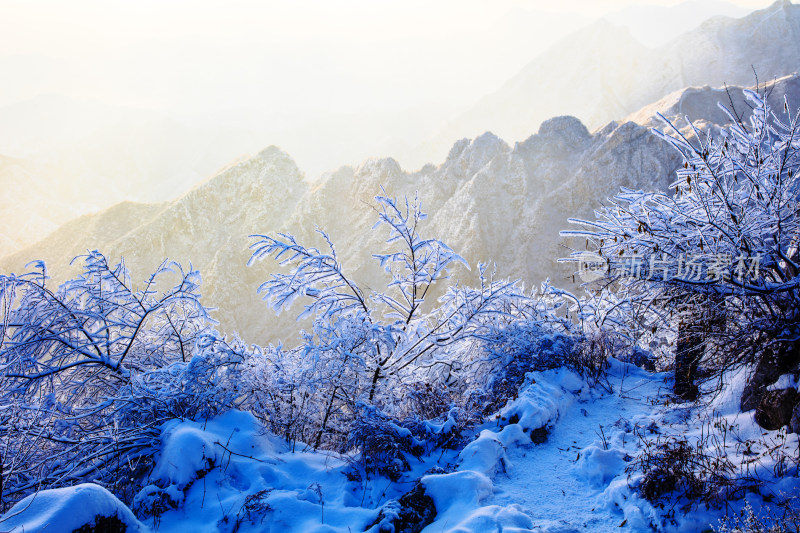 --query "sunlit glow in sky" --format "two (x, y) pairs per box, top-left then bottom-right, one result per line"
(0, 0), (776, 113)
(0, 0), (782, 239)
